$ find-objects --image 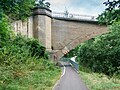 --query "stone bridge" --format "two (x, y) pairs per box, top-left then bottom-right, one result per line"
(12, 7), (108, 61)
